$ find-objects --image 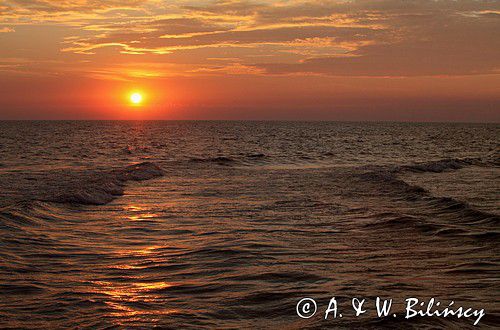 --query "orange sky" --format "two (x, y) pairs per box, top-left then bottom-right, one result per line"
(0, 0), (499, 121)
